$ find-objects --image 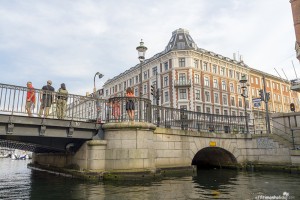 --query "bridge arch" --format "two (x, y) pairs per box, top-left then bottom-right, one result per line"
(191, 147), (237, 169)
